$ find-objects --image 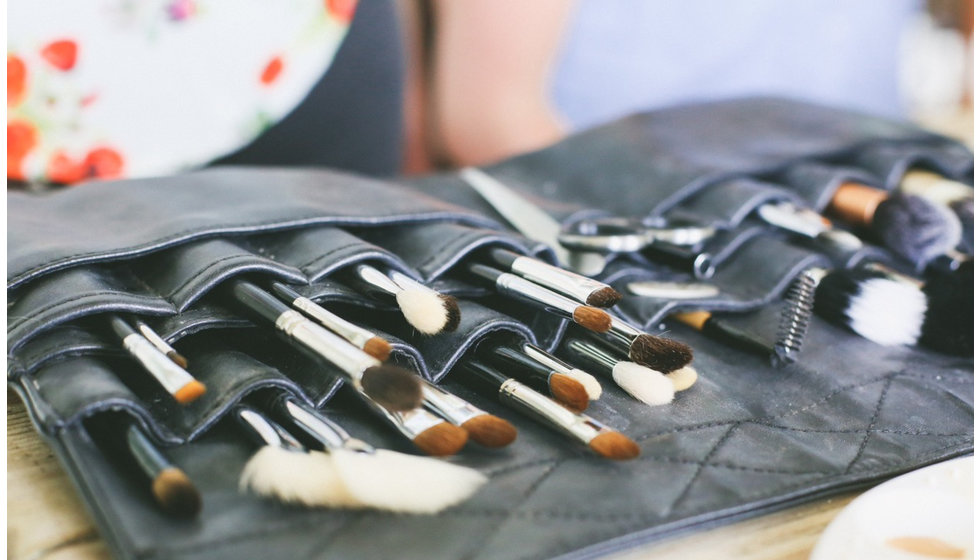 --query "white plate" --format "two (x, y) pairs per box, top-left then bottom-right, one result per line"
(811, 456), (973, 560)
